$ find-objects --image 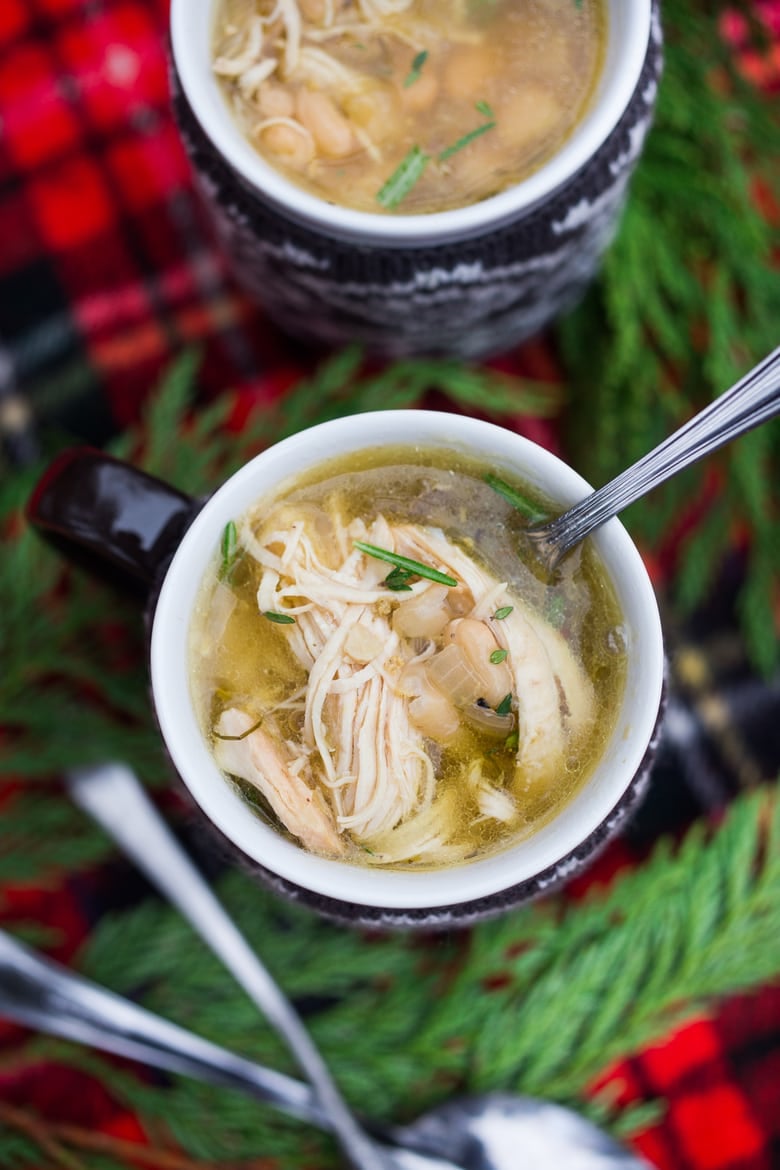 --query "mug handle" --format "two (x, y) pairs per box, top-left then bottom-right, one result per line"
(26, 448), (202, 598)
